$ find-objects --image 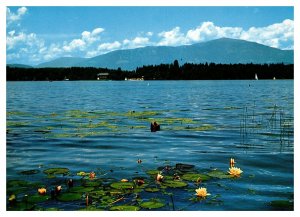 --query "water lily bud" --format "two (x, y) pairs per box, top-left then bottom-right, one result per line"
(156, 173), (164, 182)
(67, 179), (73, 188)
(55, 185), (62, 194)
(135, 179), (145, 186)
(230, 158), (236, 167)
(8, 194), (16, 205)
